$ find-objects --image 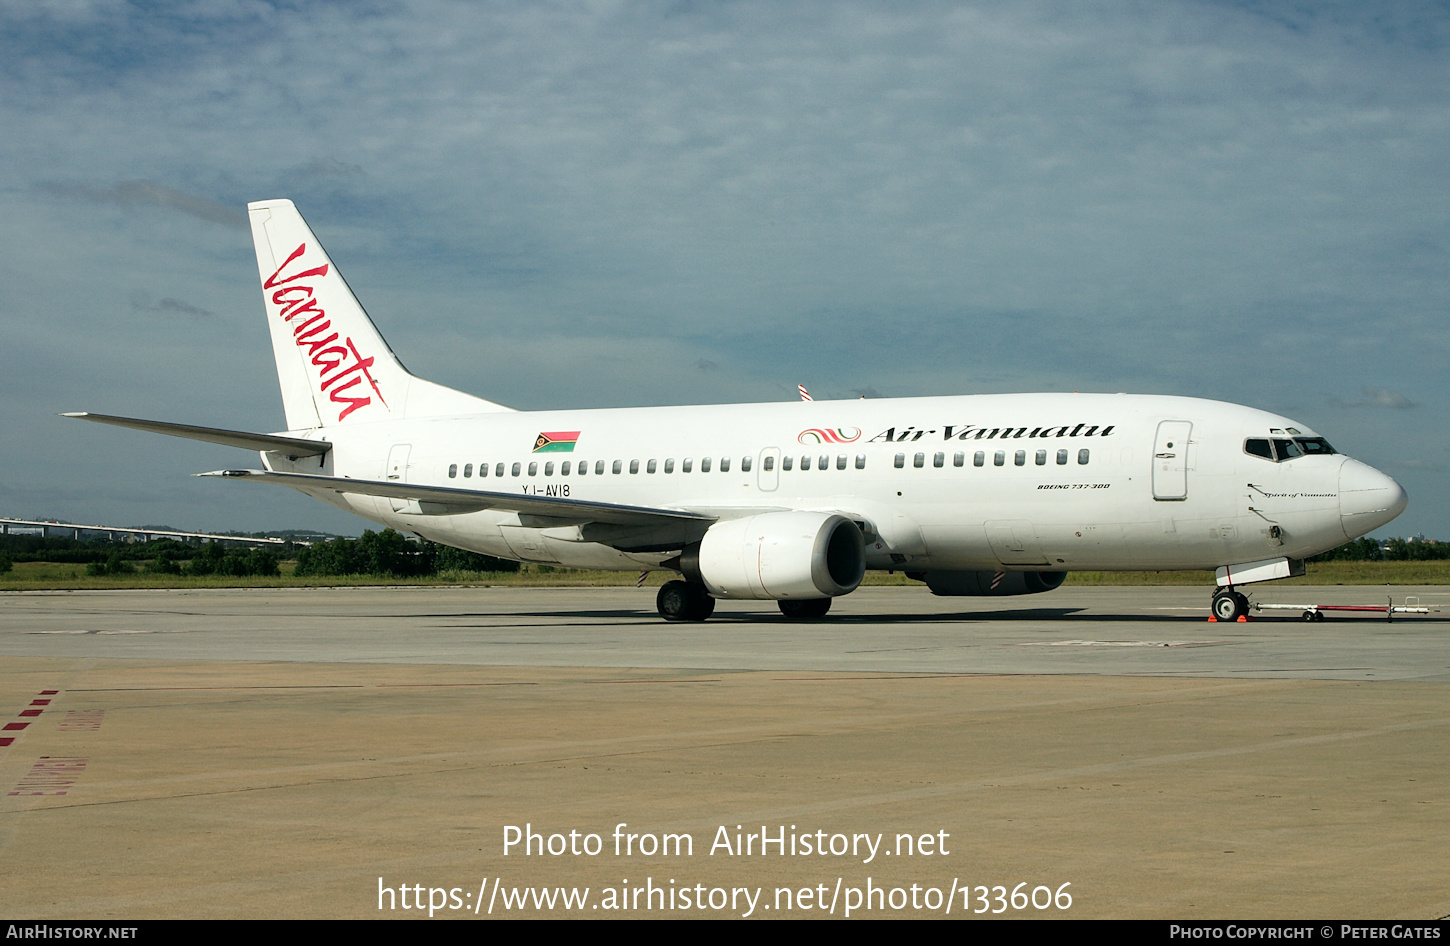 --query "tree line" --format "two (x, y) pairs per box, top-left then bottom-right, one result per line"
(0, 530), (519, 578)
